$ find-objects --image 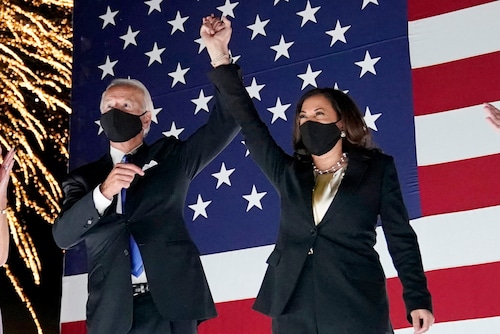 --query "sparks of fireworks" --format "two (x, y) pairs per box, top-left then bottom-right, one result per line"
(0, 0), (72, 332)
